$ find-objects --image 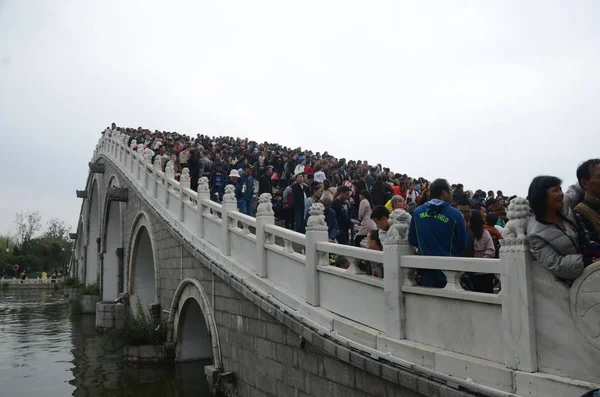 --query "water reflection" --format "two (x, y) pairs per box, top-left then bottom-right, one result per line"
(0, 288), (211, 397)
